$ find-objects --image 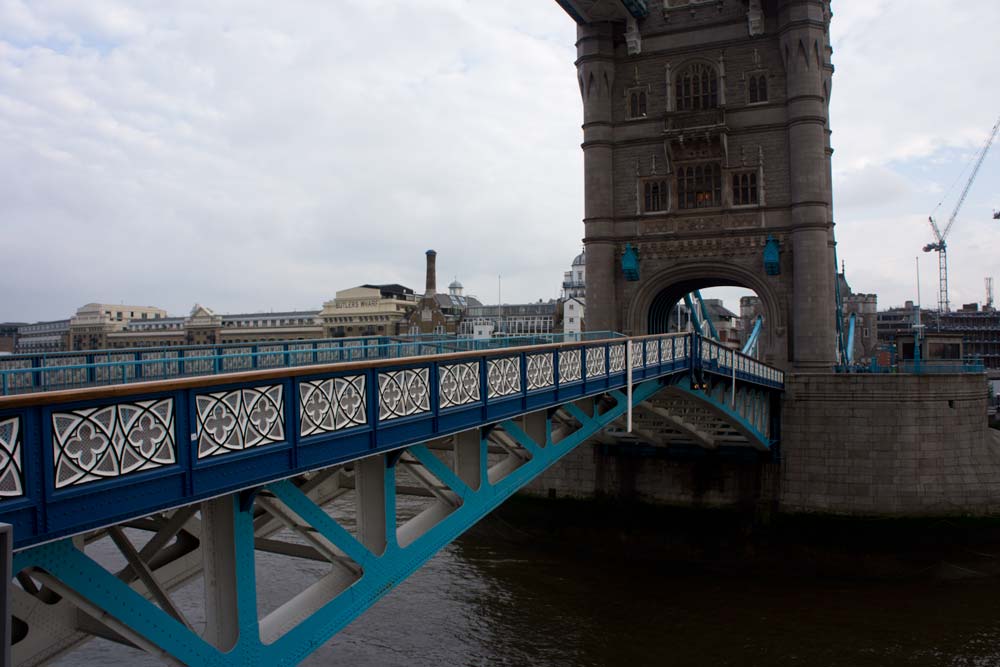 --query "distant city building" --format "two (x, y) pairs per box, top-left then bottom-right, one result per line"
(112, 315), (187, 347)
(563, 296), (585, 336)
(740, 268), (877, 363)
(15, 319), (71, 354)
(838, 269), (878, 363)
(937, 304), (999, 369)
(405, 250), (481, 335)
(559, 249), (587, 336)
(69, 302), (169, 350)
(461, 301), (559, 337)
(321, 284), (417, 338)
(0, 323), (24, 354)
(697, 298), (740, 347)
(876, 301), (929, 344)
(648, 296), (740, 347)
(877, 300), (998, 369)
(562, 249), (585, 300)
(97, 305), (324, 348)
(219, 310), (322, 343)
